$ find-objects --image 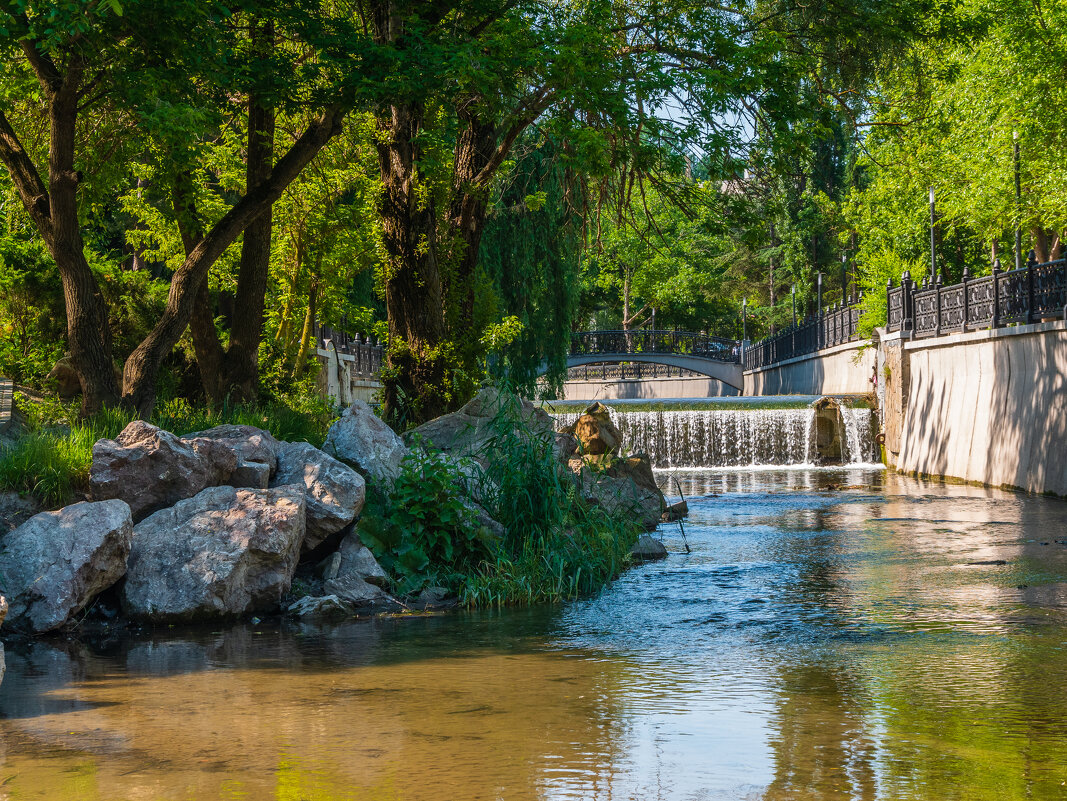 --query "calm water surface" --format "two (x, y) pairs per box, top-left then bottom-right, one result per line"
(3, 469), (1067, 800)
